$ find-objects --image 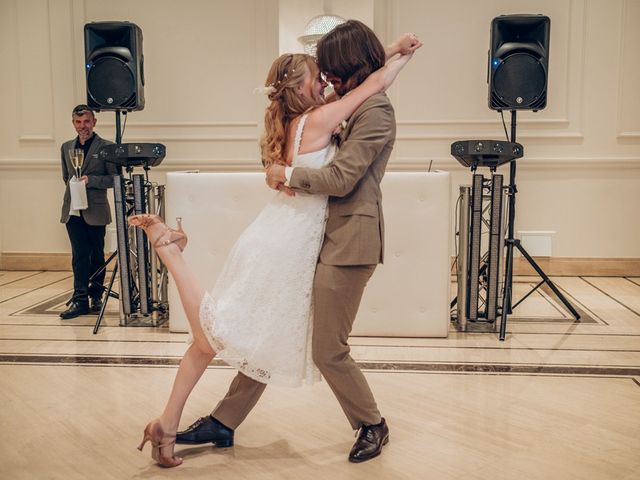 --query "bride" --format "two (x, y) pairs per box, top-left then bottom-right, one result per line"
(133, 35), (421, 468)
